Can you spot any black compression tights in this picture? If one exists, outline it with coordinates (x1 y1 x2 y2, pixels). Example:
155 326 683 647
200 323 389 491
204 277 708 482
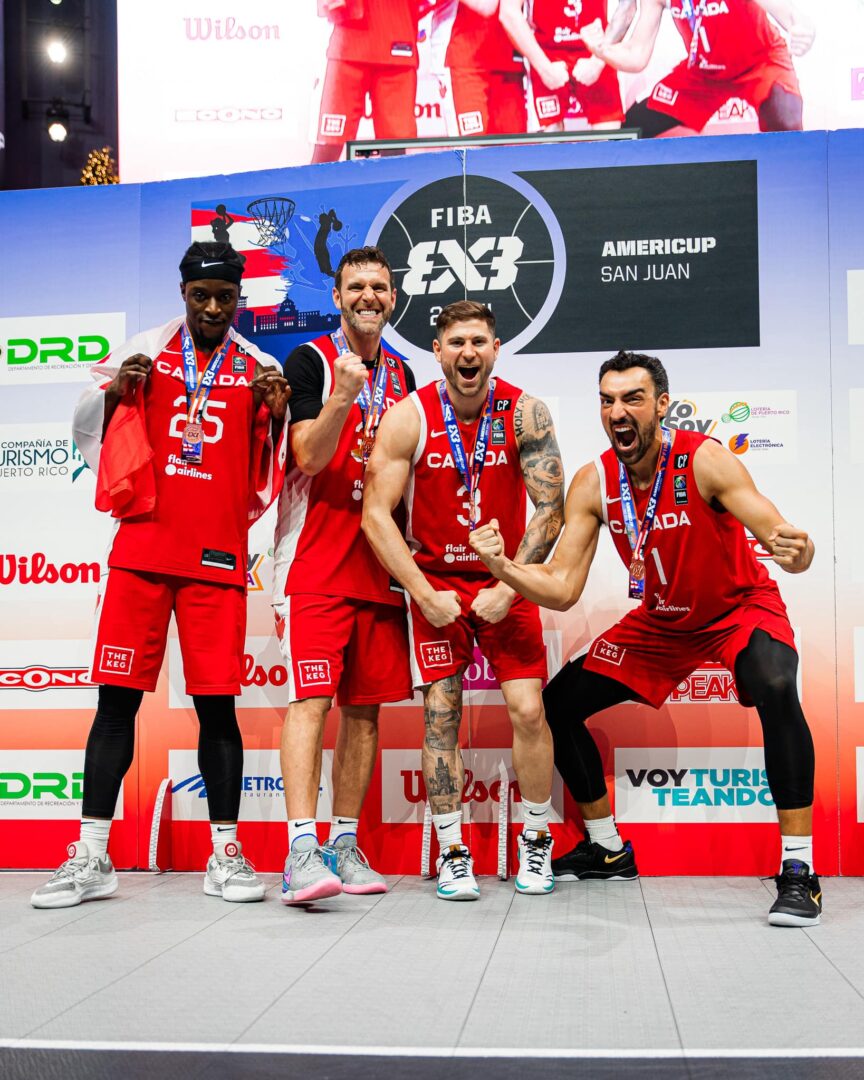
82 685 244 821
543 629 814 811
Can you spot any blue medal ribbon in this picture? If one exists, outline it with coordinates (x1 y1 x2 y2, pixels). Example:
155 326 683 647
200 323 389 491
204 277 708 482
438 378 495 531
686 1 705 68
618 426 672 599
179 323 232 462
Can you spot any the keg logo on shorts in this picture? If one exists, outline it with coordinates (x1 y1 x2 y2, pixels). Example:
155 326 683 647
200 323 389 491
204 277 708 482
97 646 134 676
370 175 561 354
298 660 331 688
420 641 454 668
592 638 625 666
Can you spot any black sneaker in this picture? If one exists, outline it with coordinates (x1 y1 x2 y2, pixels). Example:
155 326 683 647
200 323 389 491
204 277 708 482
551 838 638 881
768 860 822 926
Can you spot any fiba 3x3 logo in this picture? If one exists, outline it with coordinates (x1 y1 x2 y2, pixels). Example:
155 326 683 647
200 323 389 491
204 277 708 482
368 175 564 355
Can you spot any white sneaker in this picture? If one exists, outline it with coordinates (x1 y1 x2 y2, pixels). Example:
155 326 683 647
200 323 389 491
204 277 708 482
515 830 555 895
30 841 118 909
204 840 265 902
436 844 480 901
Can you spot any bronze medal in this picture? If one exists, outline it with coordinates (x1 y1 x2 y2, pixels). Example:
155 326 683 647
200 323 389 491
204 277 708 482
361 436 376 463
629 557 645 581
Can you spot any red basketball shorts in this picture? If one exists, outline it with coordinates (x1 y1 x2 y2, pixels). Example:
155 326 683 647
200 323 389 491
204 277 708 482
450 69 527 136
274 593 412 706
581 600 797 708
317 60 417 144
407 574 547 687
645 50 800 132
90 567 247 695
530 54 623 127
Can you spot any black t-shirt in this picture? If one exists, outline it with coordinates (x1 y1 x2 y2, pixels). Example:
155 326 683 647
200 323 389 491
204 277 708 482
284 342 417 423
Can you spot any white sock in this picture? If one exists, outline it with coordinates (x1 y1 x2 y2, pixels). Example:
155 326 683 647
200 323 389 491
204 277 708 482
211 822 237 853
80 818 112 859
328 816 359 846
433 810 463 850
584 814 624 852
287 817 318 851
780 834 814 873
521 796 552 835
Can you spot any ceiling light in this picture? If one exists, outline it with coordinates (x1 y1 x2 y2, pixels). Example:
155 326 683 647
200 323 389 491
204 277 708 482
46 102 70 142
47 40 67 63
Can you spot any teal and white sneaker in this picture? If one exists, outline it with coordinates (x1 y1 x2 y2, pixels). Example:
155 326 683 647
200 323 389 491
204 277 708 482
515 830 555 895
282 836 343 904
436 844 480 901
203 840 265 903
322 837 387 895
30 840 118 909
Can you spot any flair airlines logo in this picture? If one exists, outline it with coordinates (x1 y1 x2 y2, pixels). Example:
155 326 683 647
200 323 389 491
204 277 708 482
615 747 776 823
0 313 126 384
169 749 330 822
369 174 563 355
382 749 564 824
0 641 98 709
0 751 123 819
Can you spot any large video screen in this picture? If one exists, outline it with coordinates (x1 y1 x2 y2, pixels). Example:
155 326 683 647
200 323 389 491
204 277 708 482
117 0 864 182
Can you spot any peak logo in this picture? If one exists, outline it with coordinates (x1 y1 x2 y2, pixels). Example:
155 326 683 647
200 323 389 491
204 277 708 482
369 174 564 355
615 747 777 823
667 665 738 704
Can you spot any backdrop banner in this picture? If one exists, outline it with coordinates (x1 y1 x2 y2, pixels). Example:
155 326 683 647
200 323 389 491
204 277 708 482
0 129 855 875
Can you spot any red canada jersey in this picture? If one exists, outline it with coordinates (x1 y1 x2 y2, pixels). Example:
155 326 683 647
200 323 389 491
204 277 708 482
274 333 411 607
528 0 607 53
326 0 420 67
106 330 260 589
667 0 786 79
446 3 523 73
407 378 526 575
597 429 787 630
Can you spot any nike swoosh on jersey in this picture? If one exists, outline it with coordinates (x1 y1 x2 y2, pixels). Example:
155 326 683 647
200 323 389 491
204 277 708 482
605 496 621 504
430 430 447 438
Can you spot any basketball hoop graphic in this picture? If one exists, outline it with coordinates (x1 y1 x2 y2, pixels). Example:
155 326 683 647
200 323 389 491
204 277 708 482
247 196 295 254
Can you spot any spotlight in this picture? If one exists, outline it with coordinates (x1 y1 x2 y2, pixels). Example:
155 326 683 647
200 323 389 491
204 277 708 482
50 0 63 5
46 102 70 142
47 40 67 63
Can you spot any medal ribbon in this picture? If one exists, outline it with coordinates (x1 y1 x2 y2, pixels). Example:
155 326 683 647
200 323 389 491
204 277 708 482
618 426 672 599
331 329 391 462
687 1 705 68
438 378 495 531
180 323 232 425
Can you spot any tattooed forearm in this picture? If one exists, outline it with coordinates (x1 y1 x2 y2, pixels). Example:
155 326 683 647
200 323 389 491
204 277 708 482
514 395 565 565
422 675 464 814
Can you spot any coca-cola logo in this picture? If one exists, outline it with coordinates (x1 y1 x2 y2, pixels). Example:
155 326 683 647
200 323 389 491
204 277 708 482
0 553 100 585
400 769 522 806
0 666 94 691
241 654 288 688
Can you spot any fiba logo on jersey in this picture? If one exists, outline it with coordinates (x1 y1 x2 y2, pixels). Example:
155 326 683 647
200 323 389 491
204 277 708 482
368 174 563 355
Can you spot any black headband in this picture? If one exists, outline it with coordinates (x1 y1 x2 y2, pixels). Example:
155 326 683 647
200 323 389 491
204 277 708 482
180 257 244 286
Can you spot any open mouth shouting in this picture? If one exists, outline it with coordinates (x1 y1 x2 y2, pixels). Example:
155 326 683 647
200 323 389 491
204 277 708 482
612 422 639 455
458 364 481 387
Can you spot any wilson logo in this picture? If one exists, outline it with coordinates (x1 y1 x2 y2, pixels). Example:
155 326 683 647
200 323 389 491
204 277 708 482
0 553 100 585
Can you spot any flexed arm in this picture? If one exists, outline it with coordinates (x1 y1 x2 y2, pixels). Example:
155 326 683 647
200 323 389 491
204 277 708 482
470 461 603 610
580 0 664 73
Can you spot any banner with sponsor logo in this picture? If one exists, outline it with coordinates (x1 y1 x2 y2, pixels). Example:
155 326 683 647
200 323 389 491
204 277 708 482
0 128 858 876
116 0 864 181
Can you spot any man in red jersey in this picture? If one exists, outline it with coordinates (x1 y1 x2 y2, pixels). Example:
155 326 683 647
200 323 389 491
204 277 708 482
363 301 565 901
274 246 416 903
445 0 527 138
580 0 815 136
499 0 633 130
31 242 290 910
469 351 821 927
312 0 422 162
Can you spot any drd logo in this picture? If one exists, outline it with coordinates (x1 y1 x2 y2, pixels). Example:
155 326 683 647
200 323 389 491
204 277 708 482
370 175 560 354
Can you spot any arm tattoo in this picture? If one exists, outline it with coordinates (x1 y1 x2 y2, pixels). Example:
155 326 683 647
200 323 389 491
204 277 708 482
514 395 565 565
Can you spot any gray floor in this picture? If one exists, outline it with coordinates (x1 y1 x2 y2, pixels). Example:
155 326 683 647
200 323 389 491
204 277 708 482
2 872 864 1076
